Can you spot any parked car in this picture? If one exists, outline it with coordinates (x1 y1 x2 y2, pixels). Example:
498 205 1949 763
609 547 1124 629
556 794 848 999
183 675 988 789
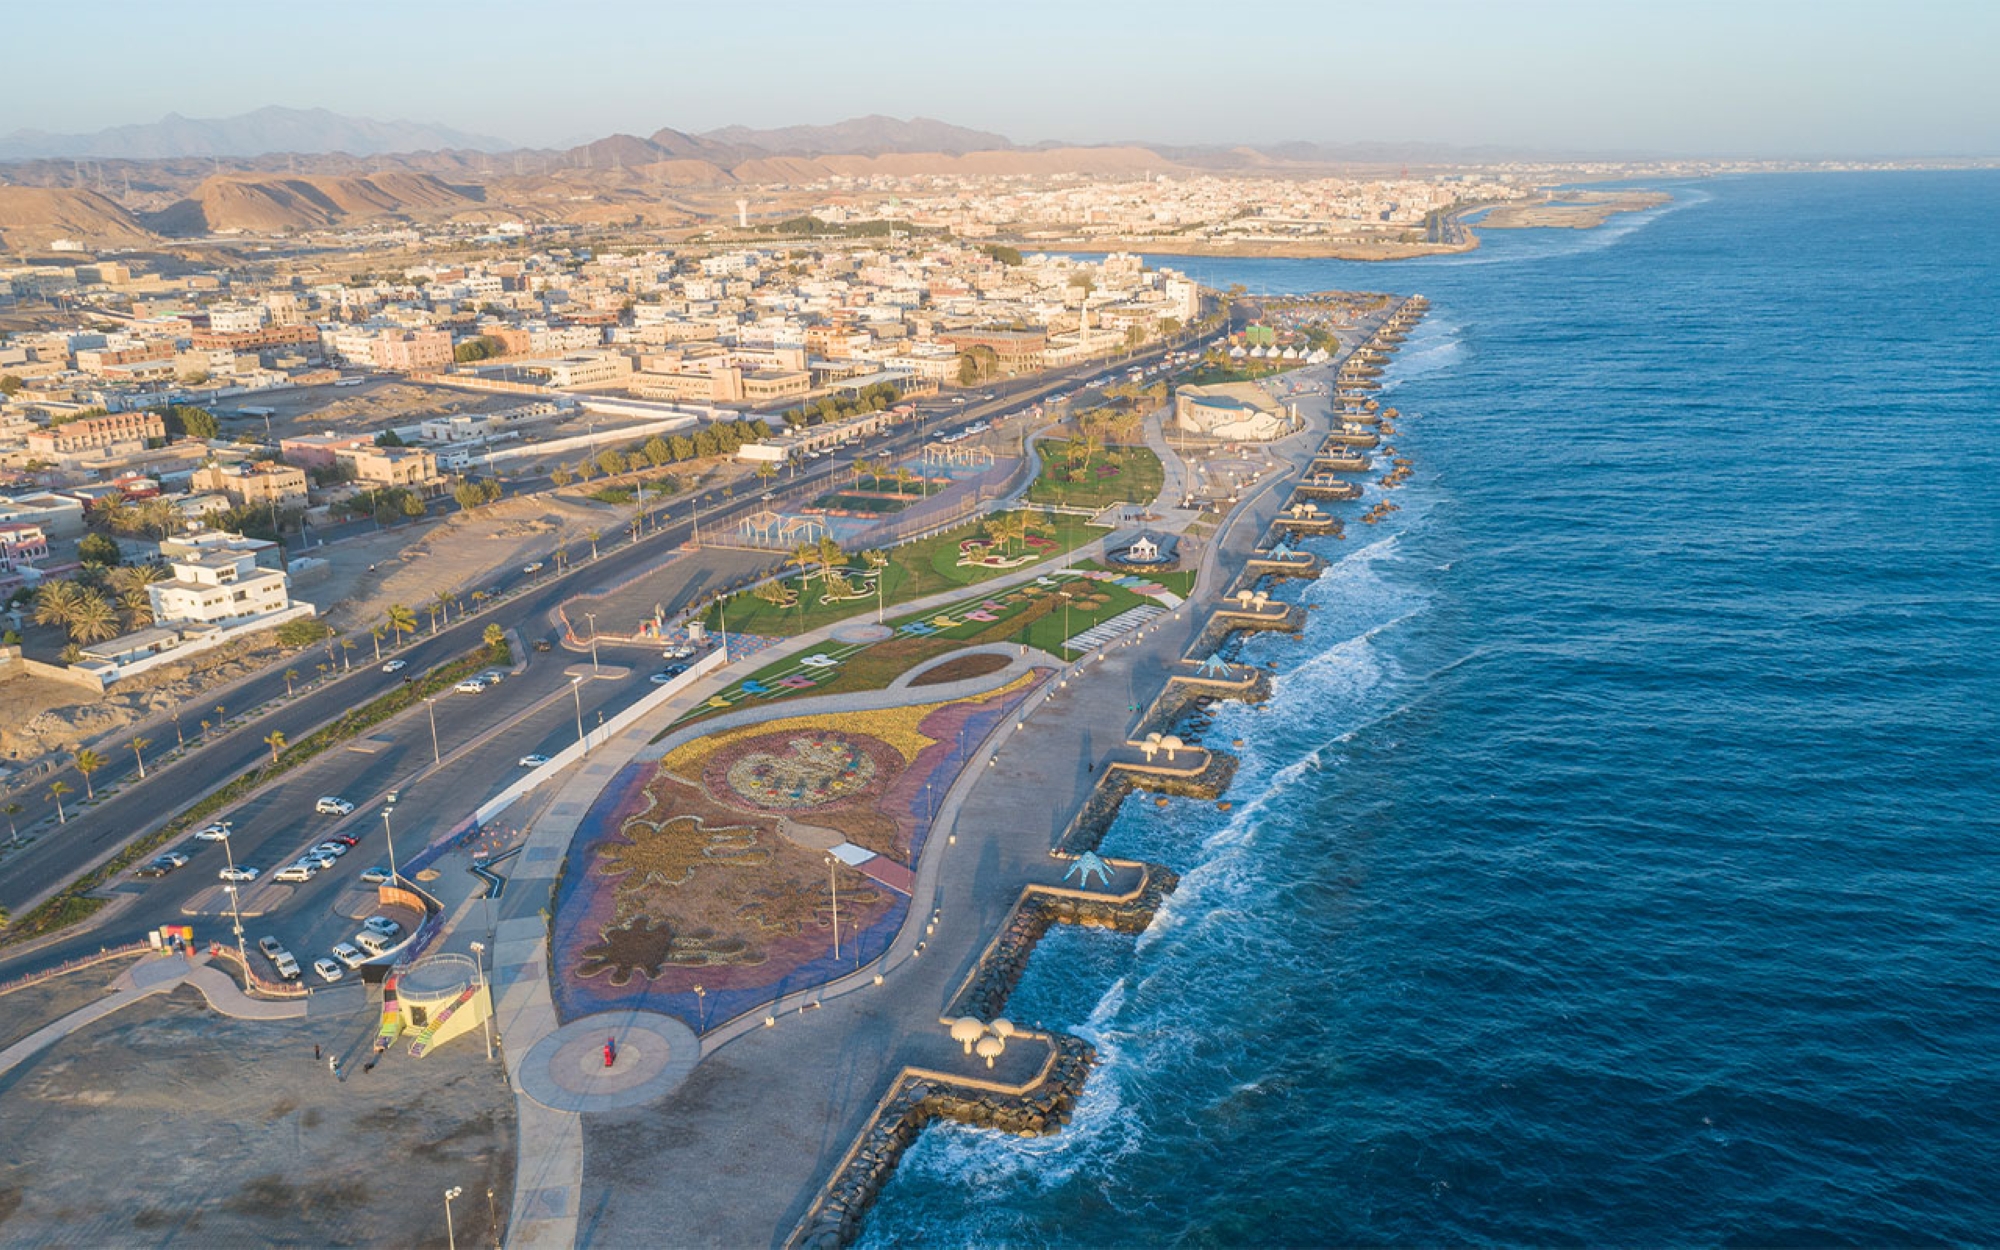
219 865 261 882
454 679 487 694
355 931 395 957
274 863 317 883
329 834 360 847
649 671 676 684
305 851 339 871
518 754 550 769
481 670 506 685
315 796 354 816
533 639 553 652
258 936 285 958
362 916 403 938
381 659 407 673
359 865 392 885
522 561 545 574
273 952 303 981
160 851 190 868
331 942 367 969
312 841 350 858
136 857 177 878
193 822 234 841
313 958 343 983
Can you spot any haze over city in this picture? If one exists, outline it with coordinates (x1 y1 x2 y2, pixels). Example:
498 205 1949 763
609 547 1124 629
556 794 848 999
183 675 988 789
3 0 1996 157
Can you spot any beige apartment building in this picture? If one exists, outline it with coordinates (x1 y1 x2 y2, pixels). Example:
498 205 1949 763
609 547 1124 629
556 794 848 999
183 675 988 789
189 461 310 511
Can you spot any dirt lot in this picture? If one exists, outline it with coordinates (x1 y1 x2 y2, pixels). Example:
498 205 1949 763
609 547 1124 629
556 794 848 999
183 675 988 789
218 379 531 442
0 985 513 1247
0 956 141 1051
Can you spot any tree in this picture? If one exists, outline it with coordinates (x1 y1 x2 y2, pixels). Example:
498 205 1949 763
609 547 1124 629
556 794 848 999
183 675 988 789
642 437 672 467
550 465 573 487
264 730 287 765
484 622 506 652
284 667 299 696
129 737 150 780
375 429 408 447
586 529 600 560
755 462 779 487
66 590 119 645
32 580 83 632
400 492 425 519
48 781 70 824
453 481 487 510
1 800 20 844
894 466 916 497
370 624 385 661
787 543 817 623
0 375 21 397
387 603 417 644
163 404 220 440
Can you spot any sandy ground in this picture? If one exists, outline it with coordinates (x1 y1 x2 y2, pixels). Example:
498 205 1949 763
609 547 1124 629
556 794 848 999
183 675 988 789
1480 191 1671 229
313 493 631 634
0 985 513 1247
0 957 140 1051
0 626 303 765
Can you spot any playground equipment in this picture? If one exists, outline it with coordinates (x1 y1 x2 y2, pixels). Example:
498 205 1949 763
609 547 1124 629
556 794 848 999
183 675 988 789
398 953 492 1059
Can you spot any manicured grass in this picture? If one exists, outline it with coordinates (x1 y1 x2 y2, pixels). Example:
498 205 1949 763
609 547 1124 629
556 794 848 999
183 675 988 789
674 561 1195 726
701 510 1101 640
1024 440 1164 510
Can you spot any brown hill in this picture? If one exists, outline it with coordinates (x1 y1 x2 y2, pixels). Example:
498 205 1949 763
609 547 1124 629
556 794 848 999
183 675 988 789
148 171 481 234
0 186 155 250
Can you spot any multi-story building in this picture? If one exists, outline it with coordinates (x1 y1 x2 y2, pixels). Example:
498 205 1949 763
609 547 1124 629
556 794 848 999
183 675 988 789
148 530 298 627
337 444 441 489
25 411 166 461
0 522 51 572
189 461 310 512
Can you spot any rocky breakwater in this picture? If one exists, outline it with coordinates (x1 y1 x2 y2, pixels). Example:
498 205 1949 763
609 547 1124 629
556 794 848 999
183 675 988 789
1195 593 1307 655
1245 547 1327 582
1274 500 1345 537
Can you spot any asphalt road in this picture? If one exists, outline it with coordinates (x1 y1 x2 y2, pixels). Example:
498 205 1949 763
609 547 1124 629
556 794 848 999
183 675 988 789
0 334 1195 958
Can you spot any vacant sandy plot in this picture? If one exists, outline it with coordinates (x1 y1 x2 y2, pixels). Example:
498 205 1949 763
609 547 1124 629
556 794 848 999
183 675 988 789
0 956 141 1051
0 985 513 1247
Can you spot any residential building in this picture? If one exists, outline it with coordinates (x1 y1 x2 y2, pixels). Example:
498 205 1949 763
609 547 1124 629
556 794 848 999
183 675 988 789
337 444 441 489
189 460 310 511
25 411 166 461
148 530 299 626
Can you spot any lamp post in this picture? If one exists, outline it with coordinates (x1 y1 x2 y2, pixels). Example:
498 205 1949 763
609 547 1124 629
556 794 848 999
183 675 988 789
382 795 401 887
570 676 586 753
585 612 599 673
444 1186 463 1250
693 983 707 1031
219 830 248 983
425 696 440 764
825 855 840 961
469 941 493 1060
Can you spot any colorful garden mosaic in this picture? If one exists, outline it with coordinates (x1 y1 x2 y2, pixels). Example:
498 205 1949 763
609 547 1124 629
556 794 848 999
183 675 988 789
549 671 1048 1027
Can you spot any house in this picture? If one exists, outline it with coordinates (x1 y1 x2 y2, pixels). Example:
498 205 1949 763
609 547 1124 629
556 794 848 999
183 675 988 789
189 461 310 512
148 529 300 626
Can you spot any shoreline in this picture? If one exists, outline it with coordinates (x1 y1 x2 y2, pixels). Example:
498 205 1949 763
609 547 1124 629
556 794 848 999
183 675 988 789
788 297 1432 1246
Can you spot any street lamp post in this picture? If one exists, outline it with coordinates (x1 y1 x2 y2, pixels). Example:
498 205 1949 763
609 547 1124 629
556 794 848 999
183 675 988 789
444 1186 463 1250
382 796 401 886
469 941 494 1060
693 983 707 1032
570 676 586 753
425 697 440 764
585 612 599 673
826 855 840 961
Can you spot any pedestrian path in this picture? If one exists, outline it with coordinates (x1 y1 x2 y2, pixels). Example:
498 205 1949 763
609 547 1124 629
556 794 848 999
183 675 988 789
1064 603 1166 654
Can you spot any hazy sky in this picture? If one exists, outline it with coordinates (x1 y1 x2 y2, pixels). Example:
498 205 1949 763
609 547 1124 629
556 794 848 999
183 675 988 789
5 0 1995 156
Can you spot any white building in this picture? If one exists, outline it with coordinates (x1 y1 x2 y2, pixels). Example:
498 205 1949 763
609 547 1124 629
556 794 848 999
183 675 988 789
148 530 302 627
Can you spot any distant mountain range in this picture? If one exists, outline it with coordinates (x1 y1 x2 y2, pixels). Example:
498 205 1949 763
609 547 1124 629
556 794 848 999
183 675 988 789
0 106 513 161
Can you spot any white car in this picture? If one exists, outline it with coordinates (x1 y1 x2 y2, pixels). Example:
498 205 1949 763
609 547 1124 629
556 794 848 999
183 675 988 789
381 659 407 673
315 796 354 816
311 841 349 858
454 679 487 694
519 754 550 768
480 670 507 685
312 958 343 983
331 942 367 969
219 865 260 882
522 561 544 573
274 863 317 883
193 822 234 841
362 916 403 938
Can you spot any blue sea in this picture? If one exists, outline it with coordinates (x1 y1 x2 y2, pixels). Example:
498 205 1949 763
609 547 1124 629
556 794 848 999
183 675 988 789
857 172 2000 1246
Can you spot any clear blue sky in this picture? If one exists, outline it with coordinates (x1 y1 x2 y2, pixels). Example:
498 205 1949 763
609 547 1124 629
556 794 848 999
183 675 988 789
5 0 1995 156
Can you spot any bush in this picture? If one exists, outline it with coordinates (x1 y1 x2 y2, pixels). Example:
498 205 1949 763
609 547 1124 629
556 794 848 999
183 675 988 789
276 618 334 647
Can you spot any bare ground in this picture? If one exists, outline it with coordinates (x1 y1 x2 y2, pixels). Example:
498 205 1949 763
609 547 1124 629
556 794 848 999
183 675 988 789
0 985 514 1247
0 956 141 1051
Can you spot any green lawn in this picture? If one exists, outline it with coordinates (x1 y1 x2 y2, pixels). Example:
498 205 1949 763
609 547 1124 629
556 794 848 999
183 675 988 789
1024 440 1164 510
674 561 1194 727
700 509 1102 640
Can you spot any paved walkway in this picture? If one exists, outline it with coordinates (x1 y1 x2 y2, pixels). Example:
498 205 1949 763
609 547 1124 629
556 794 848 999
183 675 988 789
0 951 307 1083
496 359 1356 1247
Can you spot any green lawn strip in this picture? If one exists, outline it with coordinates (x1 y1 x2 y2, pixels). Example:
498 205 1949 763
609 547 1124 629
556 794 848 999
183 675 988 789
703 510 1102 640
670 563 1188 729
1024 440 1165 510
0 641 512 948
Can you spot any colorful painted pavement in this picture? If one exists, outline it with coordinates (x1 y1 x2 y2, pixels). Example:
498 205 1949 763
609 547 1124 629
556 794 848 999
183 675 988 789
548 672 1047 1031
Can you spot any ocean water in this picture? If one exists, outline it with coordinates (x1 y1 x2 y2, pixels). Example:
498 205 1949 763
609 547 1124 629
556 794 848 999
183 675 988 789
858 172 2000 1246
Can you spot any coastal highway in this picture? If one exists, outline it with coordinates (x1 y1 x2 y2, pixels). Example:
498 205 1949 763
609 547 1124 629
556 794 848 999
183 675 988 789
0 332 1193 933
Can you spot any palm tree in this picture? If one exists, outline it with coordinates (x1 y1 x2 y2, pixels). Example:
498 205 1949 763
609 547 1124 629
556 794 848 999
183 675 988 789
816 534 845 584
129 736 150 780
264 730 286 765
586 529 601 560
340 638 355 670
115 588 154 629
370 624 385 661
484 622 506 652
787 543 817 622
73 748 104 799
432 590 453 627
894 467 915 498
284 668 299 697
67 590 119 645
48 780 71 823
2 800 21 845
387 603 417 644
32 580 83 632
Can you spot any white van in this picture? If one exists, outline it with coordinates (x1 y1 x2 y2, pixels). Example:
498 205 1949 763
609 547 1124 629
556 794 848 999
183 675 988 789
355 930 394 957
272 952 302 980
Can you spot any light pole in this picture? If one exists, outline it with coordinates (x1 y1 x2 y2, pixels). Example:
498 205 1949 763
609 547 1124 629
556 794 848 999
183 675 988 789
469 941 494 1060
585 612 599 673
826 855 840 961
570 676 586 753
219 830 248 980
425 697 440 764
382 795 401 886
444 1186 463 1250
693 983 707 1032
